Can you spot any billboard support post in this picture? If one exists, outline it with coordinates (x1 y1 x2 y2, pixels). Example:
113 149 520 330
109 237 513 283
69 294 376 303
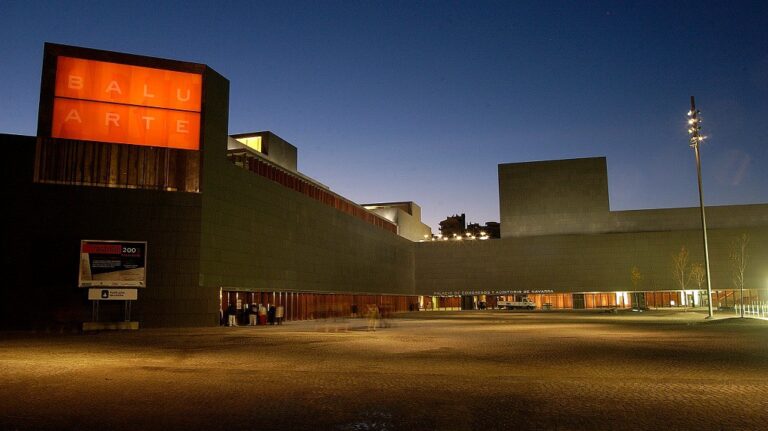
91 300 99 322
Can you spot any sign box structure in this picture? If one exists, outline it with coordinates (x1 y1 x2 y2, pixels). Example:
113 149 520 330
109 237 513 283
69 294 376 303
35 43 207 193
44 51 202 150
78 240 147 288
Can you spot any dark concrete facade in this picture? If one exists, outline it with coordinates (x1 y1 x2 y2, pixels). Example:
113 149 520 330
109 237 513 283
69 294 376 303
200 100 416 314
415 226 768 296
418 157 768 299
2 134 204 327
499 157 768 237
499 157 610 237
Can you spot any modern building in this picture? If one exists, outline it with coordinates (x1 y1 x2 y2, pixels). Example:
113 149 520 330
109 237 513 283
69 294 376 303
2 43 419 329
362 202 432 242
2 43 766 329
438 213 466 238
417 157 768 310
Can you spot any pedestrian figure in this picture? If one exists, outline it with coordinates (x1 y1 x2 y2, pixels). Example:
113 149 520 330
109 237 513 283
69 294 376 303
258 305 267 325
366 305 379 331
249 304 258 326
380 305 390 328
227 303 237 327
276 306 284 325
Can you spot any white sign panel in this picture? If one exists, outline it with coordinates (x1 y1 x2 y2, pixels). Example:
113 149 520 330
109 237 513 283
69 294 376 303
88 288 138 301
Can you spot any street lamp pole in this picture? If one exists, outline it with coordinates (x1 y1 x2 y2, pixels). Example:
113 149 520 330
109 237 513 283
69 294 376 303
687 96 714 319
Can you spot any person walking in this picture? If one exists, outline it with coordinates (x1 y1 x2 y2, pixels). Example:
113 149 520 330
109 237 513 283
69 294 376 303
366 304 379 331
227 303 237 327
249 304 258 326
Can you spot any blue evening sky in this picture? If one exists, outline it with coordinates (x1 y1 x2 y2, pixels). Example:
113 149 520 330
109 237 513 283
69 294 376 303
1 1 766 230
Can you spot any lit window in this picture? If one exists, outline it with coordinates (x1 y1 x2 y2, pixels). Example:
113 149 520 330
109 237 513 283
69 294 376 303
236 136 263 153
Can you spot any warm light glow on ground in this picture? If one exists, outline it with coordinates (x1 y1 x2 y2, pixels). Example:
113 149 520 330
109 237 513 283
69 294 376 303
1 311 767 430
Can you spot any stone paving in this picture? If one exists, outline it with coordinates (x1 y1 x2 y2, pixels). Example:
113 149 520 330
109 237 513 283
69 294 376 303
1 310 768 430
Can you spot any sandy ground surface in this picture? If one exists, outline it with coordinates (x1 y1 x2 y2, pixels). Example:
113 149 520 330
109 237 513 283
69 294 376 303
1 310 768 431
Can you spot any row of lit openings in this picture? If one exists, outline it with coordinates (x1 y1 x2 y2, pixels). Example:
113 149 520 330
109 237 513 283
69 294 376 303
422 290 761 309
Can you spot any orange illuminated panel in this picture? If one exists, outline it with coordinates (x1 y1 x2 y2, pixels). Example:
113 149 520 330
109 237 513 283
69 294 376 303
55 57 201 111
52 98 200 150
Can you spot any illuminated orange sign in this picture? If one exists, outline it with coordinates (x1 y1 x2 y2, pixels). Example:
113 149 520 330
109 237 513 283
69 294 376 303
51 56 202 150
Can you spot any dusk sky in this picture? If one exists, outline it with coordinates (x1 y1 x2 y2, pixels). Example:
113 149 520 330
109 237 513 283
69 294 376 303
1 1 766 231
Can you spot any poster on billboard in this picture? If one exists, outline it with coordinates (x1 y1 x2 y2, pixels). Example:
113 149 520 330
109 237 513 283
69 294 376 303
78 240 147 288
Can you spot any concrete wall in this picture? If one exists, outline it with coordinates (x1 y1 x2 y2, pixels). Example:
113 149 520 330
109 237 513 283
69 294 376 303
415 227 768 295
499 157 610 237
499 157 768 237
609 205 768 232
199 164 416 295
367 204 432 242
1 134 204 328
199 73 415 298
395 207 431 242
264 132 298 172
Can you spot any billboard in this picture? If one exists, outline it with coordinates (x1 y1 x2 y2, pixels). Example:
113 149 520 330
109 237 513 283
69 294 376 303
40 44 203 150
78 240 147 288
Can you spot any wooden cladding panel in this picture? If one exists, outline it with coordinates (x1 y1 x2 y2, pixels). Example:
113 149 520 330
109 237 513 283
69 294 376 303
34 137 200 192
221 291 419 322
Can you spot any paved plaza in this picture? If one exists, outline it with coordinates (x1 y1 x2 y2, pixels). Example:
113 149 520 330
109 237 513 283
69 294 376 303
1 310 767 430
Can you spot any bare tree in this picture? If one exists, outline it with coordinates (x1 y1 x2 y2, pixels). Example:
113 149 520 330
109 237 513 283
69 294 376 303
690 263 705 306
627 266 642 308
690 263 705 289
729 233 750 318
671 246 691 307
631 266 642 290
